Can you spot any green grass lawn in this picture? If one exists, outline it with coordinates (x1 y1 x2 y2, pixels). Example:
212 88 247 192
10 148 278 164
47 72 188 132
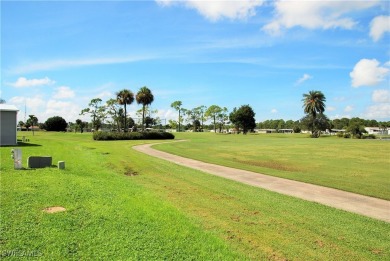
154 132 390 200
1 131 389 260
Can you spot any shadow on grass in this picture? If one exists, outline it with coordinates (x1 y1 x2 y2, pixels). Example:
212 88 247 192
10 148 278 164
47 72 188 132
1 142 41 147
7 165 59 171
16 142 42 147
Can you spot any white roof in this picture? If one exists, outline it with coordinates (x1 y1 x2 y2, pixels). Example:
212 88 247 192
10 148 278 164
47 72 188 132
0 104 19 111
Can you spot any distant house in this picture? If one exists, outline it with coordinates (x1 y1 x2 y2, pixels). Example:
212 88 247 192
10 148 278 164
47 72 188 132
278 129 293 134
365 127 388 135
28 126 40 132
0 104 19 146
256 129 277 134
329 129 346 135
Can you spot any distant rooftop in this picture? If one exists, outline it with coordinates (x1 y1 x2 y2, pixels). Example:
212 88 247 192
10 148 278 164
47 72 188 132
0 104 19 111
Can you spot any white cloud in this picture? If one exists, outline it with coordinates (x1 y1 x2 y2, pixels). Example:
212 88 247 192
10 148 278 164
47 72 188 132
295 73 312 85
333 96 346 102
8 95 46 121
46 99 71 110
9 77 55 88
45 99 83 122
155 108 177 122
53 86 75 99
156 0 264 21
155 0 172 7
8 95 85 122
350 59 389 87
344 105 353 112
8 55 157 74
372 89 390 103
9 95 46 111
370 15 390 42
327 106 336 112
364 89 390 120
363 104 390 119
263 1 379 35
271 109 278 113
330 114 351 120
97 91 113 100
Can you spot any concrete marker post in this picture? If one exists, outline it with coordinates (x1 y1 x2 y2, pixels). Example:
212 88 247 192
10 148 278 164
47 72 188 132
58 161 65 170
11 148 22 170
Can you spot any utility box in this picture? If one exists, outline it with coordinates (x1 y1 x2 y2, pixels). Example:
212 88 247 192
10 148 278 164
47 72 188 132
11 148 22 169
27 156 52 168
1 105 19 146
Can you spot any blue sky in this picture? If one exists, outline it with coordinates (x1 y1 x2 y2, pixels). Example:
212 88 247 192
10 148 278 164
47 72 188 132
2 0 390 124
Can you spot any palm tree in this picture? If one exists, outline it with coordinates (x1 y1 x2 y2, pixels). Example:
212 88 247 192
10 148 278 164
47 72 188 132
205 105 223 133
116 89 134 132
302 90 326 136
28 115 38 136
194 105 207 131
170 101 182 132
136 86 154 131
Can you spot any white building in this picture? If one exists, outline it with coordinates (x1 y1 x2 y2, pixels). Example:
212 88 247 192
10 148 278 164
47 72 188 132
0 104 19 146
256 129 277 134
329 129 346 135
365 127 388 135
278 129 293 134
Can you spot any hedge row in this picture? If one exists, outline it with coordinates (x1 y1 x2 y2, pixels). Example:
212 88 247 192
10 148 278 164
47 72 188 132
93 131 175 141
337 132 377 139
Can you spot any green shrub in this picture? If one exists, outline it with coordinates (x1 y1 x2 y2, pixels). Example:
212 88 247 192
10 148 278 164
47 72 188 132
336 132 344 138
343 133 351 138
310 131 320 138
362 134 376 139
44 116 67 131
93 131 175 141
293 126 301 133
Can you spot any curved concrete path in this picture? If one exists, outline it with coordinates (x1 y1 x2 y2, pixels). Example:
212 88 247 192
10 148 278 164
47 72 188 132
133 142 390 223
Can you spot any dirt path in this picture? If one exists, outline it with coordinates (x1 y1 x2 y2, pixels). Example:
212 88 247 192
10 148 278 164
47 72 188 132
133 142 390 223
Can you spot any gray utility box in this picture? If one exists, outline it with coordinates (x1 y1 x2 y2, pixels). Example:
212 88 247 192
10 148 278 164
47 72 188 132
28 156 52 168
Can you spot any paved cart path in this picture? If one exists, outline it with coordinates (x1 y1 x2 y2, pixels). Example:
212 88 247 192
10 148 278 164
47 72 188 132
133 142 390 223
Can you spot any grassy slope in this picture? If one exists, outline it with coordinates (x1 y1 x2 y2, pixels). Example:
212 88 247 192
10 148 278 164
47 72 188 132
1 132 389 260
154 132 390 200
1 132 242 260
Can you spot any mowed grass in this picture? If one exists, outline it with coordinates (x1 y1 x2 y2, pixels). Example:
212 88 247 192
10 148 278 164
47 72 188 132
0 132 242 260
154 132 390 200
0 132 389 260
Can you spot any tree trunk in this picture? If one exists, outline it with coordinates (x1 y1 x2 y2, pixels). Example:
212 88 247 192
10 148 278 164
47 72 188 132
142 105 145 132
178 110 181 132
124 105 127 132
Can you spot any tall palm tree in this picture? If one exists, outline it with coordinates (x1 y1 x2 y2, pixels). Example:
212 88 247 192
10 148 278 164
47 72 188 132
170 101 182 132
116 89 134 132
205 105 222 133
302 90 326 135
136 86 154 131
28 115 38 136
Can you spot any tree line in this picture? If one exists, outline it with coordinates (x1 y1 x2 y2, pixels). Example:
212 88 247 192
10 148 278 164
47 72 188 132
79 86 155 132
258 117 389 131
18 115 67 132
16 89 390 136
171 90 389 137
299 90 389 138
170 102 256 134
